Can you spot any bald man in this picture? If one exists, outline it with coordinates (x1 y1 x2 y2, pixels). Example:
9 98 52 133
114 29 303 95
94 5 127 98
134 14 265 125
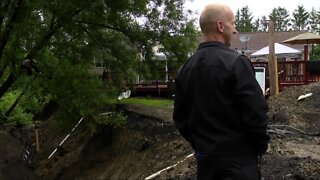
173 3 269 180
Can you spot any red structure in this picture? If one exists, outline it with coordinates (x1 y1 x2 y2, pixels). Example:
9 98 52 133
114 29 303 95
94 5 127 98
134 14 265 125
130 59 320 97
252 60 320 92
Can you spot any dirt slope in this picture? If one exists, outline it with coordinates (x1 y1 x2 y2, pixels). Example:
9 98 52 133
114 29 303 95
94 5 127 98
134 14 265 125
1 82 320 179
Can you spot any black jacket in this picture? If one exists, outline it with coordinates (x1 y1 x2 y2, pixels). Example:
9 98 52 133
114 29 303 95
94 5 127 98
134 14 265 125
173 41 270 156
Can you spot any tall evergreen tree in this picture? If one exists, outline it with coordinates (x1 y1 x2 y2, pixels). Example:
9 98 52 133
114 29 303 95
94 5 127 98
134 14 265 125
292 5 309 30
236 6 255 32
308 7 320 33
269 7 290 31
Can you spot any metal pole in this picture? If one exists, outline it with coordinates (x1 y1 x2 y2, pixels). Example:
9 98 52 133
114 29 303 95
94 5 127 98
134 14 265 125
268 21 279 96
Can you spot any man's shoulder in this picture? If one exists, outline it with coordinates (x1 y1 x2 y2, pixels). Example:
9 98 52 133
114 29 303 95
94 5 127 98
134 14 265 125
179 44 249 73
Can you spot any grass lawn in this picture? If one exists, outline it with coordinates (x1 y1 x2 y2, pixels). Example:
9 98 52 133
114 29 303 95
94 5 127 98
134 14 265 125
119 97 174 108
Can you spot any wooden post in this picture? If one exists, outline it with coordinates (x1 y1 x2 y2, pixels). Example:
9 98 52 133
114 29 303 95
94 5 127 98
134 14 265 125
268 21 279 96
304 45 308 84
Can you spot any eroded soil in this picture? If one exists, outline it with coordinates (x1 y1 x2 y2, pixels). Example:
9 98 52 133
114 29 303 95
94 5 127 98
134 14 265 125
1 82 320 180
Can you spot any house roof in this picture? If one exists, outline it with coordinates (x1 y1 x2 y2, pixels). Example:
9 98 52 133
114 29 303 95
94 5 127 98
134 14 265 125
230 30 308 55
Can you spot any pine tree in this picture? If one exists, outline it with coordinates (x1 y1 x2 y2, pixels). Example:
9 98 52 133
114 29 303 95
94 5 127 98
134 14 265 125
308 7 320 33
292 5 309 30
235 6 255 32
269 7 290 31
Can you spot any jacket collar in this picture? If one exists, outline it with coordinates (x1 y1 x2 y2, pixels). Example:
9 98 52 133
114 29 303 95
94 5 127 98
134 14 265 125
198 41 228 50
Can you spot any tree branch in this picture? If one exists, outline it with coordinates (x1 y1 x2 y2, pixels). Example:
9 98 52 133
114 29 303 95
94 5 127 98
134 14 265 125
0 72 17 99
4 75 36 118
26 7 85 60
0 4 87 101
50 14 56 31
74 20 128 34
81 27 105 51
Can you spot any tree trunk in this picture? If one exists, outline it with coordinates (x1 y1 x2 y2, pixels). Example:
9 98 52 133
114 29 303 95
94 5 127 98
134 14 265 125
0 0 22 60
0 73 17 99
4 75 36 117
4 90 23 117
0 0 11 28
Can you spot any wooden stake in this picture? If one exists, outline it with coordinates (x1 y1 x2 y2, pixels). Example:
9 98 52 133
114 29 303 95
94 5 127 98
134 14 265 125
268 21 279 96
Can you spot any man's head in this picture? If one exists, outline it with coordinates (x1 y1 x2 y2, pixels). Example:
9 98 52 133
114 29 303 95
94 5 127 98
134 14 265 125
199 3 237 46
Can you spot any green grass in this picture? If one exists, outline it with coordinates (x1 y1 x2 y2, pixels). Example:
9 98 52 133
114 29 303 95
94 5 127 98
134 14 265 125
119 97 174 107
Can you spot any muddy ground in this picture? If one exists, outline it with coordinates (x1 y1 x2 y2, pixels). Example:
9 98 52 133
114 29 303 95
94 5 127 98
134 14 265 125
0 82 320 180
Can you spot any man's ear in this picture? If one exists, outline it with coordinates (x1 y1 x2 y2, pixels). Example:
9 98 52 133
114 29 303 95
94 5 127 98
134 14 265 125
217 21 223 33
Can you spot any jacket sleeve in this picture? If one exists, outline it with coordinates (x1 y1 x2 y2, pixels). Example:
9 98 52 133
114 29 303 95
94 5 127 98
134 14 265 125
232 55 270 154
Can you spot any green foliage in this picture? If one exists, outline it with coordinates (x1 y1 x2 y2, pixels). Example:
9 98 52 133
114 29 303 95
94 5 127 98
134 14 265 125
0 91 33 125
9 75 49 117
292 5 309 30
95 112 127 128
310 45 320 60
0 0 198 129
42 59 109 115
308 8 320 33
269 7 290 31
236 6 255 32
82 111 128 135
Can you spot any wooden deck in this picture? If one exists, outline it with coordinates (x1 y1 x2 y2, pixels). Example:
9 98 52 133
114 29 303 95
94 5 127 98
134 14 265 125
252 61 320 91
131 61 320 97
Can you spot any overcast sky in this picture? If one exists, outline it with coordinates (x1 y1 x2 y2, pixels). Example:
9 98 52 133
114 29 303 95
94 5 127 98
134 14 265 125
185 0 320 20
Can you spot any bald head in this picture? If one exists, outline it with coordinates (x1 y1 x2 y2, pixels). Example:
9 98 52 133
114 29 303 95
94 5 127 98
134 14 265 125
199 3 237 46
200 3 233 34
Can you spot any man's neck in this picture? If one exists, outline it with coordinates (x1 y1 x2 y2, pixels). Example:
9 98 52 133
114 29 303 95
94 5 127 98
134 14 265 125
201 34 225 44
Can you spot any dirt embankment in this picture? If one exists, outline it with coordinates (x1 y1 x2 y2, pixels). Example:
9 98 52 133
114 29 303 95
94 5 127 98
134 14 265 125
31 111 194 180
0 126 34 180
1 82 320 179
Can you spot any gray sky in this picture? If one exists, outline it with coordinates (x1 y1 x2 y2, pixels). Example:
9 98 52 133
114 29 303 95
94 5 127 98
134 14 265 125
185 0 320 19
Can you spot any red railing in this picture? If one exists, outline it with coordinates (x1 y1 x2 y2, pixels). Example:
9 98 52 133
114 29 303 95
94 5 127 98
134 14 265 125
278 61 305 84
130 61 320 96
252 61 320 91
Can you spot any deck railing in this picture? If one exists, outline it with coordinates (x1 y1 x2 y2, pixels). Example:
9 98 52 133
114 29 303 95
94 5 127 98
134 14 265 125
252 61 320 91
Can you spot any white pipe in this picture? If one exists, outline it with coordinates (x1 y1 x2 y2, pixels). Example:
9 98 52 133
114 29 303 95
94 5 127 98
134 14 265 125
145 153 194 180
47 112 113 160
47 117 84 159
